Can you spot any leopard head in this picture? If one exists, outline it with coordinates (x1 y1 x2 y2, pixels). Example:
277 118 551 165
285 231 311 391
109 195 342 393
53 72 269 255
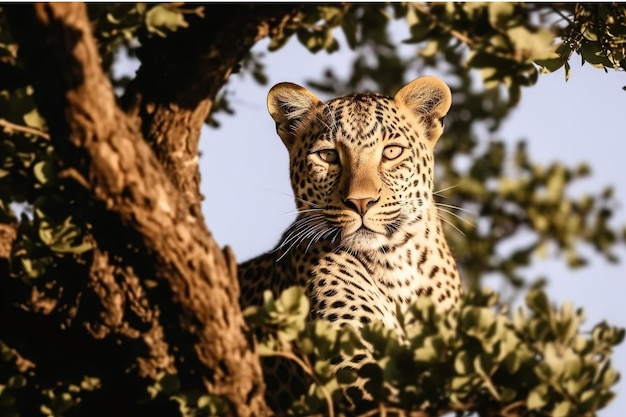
267 77 452 253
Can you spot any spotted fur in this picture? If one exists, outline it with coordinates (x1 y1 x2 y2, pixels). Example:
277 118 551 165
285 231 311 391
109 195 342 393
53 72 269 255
239 76 462 411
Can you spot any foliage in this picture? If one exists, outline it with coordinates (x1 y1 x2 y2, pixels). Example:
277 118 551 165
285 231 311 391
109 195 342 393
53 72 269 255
245 286 624 416
0 3 625 417
276 4 626 99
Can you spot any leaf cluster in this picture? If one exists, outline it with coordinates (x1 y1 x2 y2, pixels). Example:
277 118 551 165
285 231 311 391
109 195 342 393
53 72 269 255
86 3 204 86
560 4 626 73
245 286 624 417
0 340 104 417
440 140 621 292
0 89 91 284
0 343 227 417
262 4 625 103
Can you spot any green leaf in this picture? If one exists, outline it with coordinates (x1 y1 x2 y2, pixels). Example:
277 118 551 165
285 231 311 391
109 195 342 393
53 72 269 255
276 286 307 314
358 362 382 380
580 41 613 67
536 56 566 73
413 336 438 362
420 40 439 58
404 6 434 44
37 214 92 255
527 384 549 409
340 12 358 49
313 359 333 380
454 351 472 374
33 160 54 185
23 108 47 131
552 400 572 417
157 373 181 395
525 289 551 317
488 3 515 29
503 351 521 374
145 4 189 37
7 374 26 389
256 341 277 357
499 387 516 402
508 26 558 62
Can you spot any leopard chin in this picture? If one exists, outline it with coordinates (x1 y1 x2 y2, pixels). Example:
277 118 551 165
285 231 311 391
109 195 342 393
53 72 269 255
340 226 389 252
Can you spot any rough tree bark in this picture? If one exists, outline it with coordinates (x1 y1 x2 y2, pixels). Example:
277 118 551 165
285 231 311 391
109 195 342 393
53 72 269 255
2 3 304 416
121 4 305 219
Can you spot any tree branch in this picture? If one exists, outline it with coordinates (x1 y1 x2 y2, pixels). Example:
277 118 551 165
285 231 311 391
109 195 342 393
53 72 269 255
5 3 269 416
0 118 50 140
121 4 306 219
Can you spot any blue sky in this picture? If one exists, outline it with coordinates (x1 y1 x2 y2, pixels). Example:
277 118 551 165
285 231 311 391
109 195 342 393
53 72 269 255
200 35 626 414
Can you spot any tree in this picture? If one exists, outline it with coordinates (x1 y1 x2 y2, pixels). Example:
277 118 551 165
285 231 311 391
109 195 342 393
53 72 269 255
0 3 624 417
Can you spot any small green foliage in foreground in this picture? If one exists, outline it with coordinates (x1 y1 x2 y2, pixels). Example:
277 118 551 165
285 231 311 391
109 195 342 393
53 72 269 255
245 286 624 416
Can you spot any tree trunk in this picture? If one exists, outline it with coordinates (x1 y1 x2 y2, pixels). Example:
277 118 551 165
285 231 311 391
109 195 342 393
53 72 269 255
2 3 304 416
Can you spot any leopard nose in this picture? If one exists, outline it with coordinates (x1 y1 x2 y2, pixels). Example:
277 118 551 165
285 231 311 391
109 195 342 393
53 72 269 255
344 197 379 216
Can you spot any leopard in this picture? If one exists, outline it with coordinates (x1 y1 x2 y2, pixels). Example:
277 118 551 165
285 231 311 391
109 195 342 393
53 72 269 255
239 76 462 412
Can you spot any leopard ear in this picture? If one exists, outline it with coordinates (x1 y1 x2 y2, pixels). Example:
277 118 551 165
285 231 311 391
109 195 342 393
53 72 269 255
267 82 321 149
394 76 452 143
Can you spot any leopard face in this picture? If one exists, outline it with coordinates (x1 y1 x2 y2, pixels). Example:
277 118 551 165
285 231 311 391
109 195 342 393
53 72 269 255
267 77 452 254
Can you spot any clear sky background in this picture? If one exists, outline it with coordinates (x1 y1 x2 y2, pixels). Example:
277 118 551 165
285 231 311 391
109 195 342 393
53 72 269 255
111 15 626 416
196 30 626 414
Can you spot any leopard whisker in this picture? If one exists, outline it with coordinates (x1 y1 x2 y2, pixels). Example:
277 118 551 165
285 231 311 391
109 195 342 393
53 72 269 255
433 183 460 197
283 216 324 241
394 197 469 236
273 190 323 209
432 208 466 237
383 222 396 235
283 207 325 216
275 212 340 261
435 206 474 228
435 202 477 216
305 226 336 253
275 215 325 252
396 197 474 220
293 196 323 209
276 224 324 261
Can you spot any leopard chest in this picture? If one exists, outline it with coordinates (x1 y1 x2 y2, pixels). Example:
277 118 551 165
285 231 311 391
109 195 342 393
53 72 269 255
303 224 460 332
372 238 460 313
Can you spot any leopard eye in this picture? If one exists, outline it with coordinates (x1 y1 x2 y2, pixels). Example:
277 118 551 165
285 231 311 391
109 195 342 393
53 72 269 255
317 149 339 164
383 145 403 160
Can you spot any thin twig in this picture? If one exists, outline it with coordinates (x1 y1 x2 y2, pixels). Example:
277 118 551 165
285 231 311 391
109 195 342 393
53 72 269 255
266 350 314 378
268 350 335 417
548 5 573 25
410 3 475 47
0 118 50 140
302 354 335 417
501 400 527 417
